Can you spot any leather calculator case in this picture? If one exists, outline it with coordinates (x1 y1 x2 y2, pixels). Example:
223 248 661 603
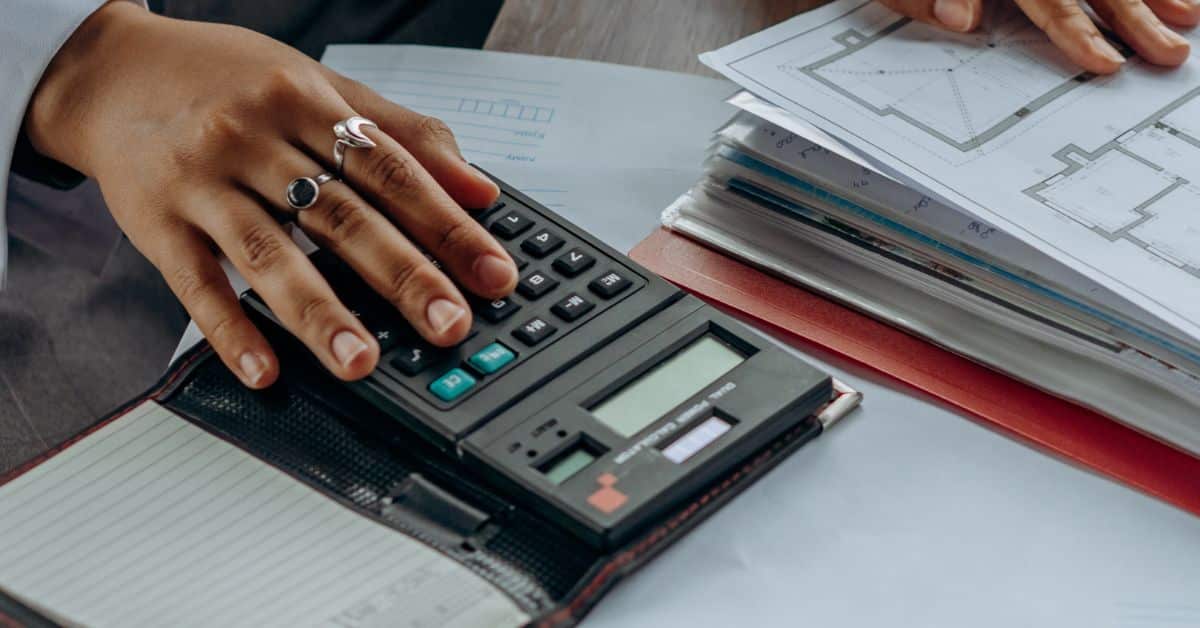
2 338 849 628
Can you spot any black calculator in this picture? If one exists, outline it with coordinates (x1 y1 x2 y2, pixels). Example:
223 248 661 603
244 173 834 548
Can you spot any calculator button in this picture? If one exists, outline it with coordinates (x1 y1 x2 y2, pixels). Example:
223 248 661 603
588 271 633 299
509 252 529 270
468 342 517 375
513 317 557 346
517 270 560 300
477 297 522 323
372 327 402 353
391 343 436 376
429 368 477 402
490 211 533 239
552 248 596 277
521 229 565 258
551 293 595 322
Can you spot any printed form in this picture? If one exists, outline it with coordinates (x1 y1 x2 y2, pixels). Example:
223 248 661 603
701 0 1200 345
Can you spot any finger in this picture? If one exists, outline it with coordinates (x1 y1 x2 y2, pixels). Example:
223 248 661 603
293 102 518 301
1089 0 1191 65
189 191 378 380
330 74 501 210
878 0 983 31
149 228 278 389
1015 0 1127 73
1143 0 1200 26
249 146 474 347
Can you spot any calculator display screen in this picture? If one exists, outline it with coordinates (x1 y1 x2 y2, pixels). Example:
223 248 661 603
591 335 744 437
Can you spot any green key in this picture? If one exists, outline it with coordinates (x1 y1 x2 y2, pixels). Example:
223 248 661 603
468 342 517 375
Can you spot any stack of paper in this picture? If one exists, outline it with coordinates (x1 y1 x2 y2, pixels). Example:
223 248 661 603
664 0 1200 455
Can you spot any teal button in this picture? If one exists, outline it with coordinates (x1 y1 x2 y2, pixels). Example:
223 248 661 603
429 368 477 402
468 342 517 375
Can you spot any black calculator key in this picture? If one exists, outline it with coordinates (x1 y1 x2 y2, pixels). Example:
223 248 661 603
477 296 522 323
513 316 557 346
521 229 565 258
588 271 633 299
390 343 437 376
517 271 560 300
509 252 529 270
552 248 595 277
490 211 533 239
551 293 595 322
371 326 404 352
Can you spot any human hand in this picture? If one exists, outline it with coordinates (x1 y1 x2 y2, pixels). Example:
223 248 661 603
24 1 518 388
876 0 1198 73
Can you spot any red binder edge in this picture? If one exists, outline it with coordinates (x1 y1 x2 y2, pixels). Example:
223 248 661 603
630 227 1200 516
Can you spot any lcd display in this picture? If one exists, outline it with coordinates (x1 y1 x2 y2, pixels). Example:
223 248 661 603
542 447 597 485
591 335 744 437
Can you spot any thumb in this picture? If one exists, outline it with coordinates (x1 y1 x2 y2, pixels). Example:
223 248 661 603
877 0 982 32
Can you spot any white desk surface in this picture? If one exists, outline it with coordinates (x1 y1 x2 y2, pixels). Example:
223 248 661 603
543 169 1200 628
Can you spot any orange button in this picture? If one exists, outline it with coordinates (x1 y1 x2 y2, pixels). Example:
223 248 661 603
587 472 627 514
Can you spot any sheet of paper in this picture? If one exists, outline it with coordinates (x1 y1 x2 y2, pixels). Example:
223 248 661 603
321 45 736 171
714 108 1191 342
0 401 528 628
701 0 1200 346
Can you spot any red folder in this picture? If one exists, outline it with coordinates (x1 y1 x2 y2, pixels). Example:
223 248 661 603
630 228 1200 516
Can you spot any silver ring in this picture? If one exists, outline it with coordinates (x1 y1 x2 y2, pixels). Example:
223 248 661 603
285 172 334 210
333 116 378 179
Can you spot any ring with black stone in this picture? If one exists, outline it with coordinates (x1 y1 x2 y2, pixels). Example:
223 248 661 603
285 172 334 211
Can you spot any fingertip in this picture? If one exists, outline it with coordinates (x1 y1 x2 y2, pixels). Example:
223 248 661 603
456 164 502 210
1080 35 1127 74
473 253 519 298
331 329 379 380
933 0 978 32
1146 24 1192 65
237 349 278 389
423 298 472 347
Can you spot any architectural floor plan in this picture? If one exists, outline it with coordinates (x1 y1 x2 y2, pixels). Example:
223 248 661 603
1026 89 1200 277
793 12 1086 152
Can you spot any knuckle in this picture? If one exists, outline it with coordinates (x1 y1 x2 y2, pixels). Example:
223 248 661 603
417 115 456 145
435 216 479 255
206 313 243 347
317 195 372 242
368 150 420 199
259 65 314 107
383 258 435 304
296 294 337 329
169 264 220 306
238 224 288 273
197 104 250 148
1040 0 1086 30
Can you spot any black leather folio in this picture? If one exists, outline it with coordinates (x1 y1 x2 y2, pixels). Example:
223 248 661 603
34 341 825 627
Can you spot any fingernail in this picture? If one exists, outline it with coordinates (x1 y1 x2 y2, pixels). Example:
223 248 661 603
238 352 268 387
426 298 467 335
933 0 973 31
473 253 516 292
1093 35 1126 65
331 330 370 367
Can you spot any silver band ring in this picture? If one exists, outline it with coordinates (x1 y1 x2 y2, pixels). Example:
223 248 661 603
333 116 378 179
286 172 334 210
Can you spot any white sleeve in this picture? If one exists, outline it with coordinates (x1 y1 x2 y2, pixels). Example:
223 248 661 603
0 0 144 289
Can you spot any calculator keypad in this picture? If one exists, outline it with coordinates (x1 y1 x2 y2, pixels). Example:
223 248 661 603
289 195 645 408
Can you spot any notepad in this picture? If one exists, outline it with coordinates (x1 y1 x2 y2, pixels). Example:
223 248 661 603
0 401 527 628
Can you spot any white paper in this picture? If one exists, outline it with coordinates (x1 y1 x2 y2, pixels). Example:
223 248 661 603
702 0 1200 347
0 401 528 628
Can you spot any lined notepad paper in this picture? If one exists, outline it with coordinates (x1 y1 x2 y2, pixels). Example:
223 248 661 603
0 401 528 628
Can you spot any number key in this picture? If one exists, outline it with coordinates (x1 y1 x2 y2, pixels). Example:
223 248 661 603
490 211 533 239
552 248 595 277
477 296 522 323
521 228 565 258
517 270 560 300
